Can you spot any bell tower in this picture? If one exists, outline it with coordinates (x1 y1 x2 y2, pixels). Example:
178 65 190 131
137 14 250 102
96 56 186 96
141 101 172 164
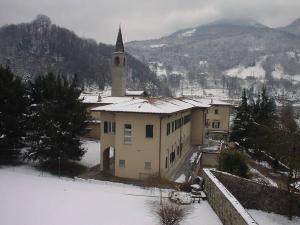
111 26 127 97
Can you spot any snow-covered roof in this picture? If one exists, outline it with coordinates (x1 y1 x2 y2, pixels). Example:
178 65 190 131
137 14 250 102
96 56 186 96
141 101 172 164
92 97 210 114
80 93 135 104
126 90 145 96
80 91 145 104
80 93 100 104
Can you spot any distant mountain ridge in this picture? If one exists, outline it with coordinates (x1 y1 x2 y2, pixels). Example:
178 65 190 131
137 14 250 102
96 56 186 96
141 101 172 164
126 18 300 100
280 18 300 36
0 15 169 95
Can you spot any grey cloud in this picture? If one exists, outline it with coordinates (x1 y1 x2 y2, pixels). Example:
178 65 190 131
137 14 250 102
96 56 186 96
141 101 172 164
0 0 300 44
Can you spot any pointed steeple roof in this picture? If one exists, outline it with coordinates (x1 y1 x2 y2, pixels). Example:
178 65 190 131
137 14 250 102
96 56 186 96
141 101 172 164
115 26 124 52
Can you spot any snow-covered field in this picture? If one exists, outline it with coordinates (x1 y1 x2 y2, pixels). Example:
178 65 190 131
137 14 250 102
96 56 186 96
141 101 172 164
0 166 222 225
248 209 300 225
225 59 266 80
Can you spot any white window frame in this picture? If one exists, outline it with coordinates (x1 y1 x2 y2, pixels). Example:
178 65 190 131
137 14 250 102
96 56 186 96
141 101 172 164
124 124 132 144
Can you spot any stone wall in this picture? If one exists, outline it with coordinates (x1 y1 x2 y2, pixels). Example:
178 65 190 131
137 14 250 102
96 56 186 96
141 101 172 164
202 169 258 225
212 170 300 217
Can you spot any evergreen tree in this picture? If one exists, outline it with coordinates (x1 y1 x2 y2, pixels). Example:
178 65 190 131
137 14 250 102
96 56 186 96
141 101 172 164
230 89 253 149
0 66 28 162
25 73 88 163
251 85 278 154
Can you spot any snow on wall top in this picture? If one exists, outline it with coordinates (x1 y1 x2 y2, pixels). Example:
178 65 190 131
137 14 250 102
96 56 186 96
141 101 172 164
92 97 211 114
203 169 258 225
192 98 232 106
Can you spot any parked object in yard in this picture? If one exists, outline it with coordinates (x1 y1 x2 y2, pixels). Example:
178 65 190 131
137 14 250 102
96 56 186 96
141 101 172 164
170 191 192 205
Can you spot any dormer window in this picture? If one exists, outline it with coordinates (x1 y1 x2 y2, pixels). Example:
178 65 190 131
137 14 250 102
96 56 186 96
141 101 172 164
114 56 120 66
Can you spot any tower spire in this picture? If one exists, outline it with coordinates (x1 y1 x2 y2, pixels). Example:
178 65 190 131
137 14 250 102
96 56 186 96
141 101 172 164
115 26 124 52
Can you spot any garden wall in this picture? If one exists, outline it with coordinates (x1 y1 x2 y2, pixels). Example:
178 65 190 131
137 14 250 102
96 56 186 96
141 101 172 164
202 169 258 225
212 170 300 217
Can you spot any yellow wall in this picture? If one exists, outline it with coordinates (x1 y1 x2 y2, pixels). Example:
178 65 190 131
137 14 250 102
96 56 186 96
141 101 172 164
206 105 231 132
99 107 208 180
114 113 160 179
191 109 205 145
160 110 192 178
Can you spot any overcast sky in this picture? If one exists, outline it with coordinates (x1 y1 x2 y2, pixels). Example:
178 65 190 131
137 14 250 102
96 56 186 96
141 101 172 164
1 0 300 44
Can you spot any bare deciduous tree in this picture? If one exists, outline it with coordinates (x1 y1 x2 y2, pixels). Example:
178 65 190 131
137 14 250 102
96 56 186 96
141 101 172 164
150 201 191 225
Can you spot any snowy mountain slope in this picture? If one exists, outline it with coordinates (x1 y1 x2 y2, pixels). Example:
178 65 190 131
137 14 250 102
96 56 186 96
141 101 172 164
0 15 170 96
126 18 300 100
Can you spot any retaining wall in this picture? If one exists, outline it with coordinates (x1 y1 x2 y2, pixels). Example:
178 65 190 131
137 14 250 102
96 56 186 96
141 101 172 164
212 170 300 217
202 169 258 225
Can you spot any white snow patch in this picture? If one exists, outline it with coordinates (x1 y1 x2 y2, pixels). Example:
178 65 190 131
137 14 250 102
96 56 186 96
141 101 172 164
190 152 198 163
272 64 300 83
248 209 300 225
175 174 186 183
80 139 100 167
180 28 196 38
225 60 265 80
255 160 272 169
150 44 167 48
250 168 278 187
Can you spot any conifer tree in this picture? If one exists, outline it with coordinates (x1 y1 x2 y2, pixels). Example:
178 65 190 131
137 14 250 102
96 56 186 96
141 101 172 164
230 89 253 149
25 73 88 163
0 65 28 162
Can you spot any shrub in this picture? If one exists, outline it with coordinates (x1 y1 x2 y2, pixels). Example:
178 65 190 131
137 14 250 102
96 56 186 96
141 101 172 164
151 201 190 225
218 148 249 178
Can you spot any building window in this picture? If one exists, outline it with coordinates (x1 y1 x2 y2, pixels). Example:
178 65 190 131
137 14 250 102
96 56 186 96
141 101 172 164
104 121 115 134
119 160 125 168
104 121 108 133
167 123 170 136
124 124 132 144
165 157 168 168
146 125 153 138
214 109 219 114
184 114 191 124
144 161 151 170
172 121 175 132
212 121 220 128
177 145 179 156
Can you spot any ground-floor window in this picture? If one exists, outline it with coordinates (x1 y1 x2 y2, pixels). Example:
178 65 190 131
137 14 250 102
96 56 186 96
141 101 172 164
144 161 151 170
119 159 125 168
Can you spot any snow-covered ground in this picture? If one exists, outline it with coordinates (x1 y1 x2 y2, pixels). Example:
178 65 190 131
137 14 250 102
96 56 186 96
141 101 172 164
248 209 300 225
0 166 222 225
80 139 100 167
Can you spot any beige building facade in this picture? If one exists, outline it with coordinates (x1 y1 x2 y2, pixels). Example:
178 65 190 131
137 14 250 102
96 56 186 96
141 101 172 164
94 99 209 180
